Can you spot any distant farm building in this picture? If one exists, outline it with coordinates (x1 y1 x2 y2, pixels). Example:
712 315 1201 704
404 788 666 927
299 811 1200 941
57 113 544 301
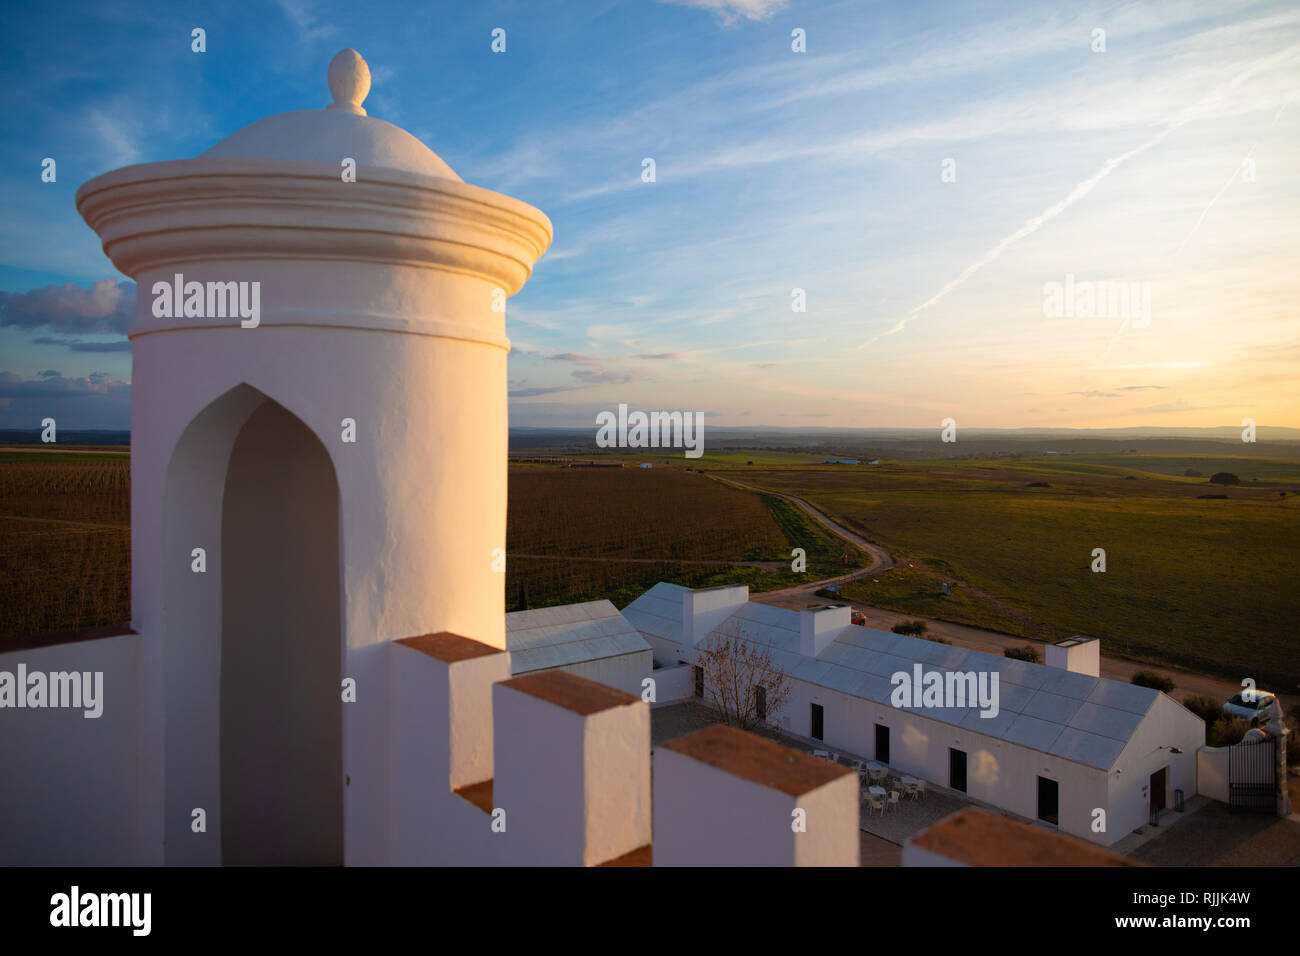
823 458 860 465
639 462 653 469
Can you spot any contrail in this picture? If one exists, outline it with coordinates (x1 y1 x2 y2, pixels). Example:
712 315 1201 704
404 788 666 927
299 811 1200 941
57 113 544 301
1176 100 1290 256
866 43 1300 347
1104 98 1292 354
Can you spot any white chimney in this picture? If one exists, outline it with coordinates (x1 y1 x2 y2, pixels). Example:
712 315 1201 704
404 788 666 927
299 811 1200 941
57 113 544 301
682 585 749 649
800 605 851 658
1045 636 1099 677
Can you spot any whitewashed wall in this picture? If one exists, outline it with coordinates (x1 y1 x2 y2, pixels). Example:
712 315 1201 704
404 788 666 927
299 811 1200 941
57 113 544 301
649 662 695 707
521 649 652 698
1197 746 1230 803
0 634 144 864
1107 694 1202 839
775 678 1117 843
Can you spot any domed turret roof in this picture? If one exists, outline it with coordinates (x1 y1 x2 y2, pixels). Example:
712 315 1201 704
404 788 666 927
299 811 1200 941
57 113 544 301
200 48 462 182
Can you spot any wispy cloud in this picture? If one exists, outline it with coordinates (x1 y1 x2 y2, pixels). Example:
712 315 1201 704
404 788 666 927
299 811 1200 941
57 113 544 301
871 41 1300 345
272 0 338 44
657 0 788 25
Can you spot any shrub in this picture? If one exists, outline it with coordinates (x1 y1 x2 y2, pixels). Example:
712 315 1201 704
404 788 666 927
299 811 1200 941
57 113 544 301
1209 472 1240 486
1004 644 1041 663
891 619 927 637
1207 715 1252 748
1182 695 1223 725
1132 669 1175 693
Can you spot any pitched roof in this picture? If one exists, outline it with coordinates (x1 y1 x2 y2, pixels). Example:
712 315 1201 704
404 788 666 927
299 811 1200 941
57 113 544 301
622 584 1161 770
505 599 651 675
620 581 687 645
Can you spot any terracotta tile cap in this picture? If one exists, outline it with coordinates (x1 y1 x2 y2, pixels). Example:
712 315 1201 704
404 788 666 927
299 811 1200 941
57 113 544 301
910 808 1141 866
396 632 503 663
661 724 853 797
499 670 639 716
453 779 494 815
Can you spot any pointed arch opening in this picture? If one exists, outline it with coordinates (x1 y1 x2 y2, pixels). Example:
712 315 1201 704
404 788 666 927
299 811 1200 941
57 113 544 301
163 384 342 865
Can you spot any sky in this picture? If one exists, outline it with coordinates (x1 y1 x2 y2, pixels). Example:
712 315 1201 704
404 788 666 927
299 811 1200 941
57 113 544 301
0 0 1297 430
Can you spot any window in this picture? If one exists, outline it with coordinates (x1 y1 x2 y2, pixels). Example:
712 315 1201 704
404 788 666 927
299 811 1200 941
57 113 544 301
693 665 703 698
874 724 890 764
1037 776 1059 826
810 703 824 741
949 748 967 793
755 685 767 720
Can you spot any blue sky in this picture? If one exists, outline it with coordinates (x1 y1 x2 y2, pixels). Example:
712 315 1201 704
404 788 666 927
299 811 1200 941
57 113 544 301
1 0 1297 429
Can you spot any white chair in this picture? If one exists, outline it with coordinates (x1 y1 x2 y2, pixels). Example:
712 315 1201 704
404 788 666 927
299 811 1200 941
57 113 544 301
912 779 926 801
868 792 886 814
812 749 830 761
887 791 900 812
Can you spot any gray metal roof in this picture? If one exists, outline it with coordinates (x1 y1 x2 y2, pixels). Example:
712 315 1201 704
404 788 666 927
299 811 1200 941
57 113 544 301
623 584 1160 770
505 599 651 675
620 582 686 645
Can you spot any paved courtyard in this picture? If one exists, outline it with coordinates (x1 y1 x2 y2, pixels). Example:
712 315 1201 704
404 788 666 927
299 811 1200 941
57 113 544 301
1127 799 1300 866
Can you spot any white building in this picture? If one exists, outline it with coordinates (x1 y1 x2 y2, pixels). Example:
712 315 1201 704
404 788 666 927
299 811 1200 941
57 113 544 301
623 582 1205 847
506 600 651 696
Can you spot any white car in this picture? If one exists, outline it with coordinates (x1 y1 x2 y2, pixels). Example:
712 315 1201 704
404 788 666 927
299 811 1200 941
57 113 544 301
1223 691 1279 722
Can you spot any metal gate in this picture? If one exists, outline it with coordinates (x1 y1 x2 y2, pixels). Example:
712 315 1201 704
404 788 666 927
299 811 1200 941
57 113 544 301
1228 735 1276 813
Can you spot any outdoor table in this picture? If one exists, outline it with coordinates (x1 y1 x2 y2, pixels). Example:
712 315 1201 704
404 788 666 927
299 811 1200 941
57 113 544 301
868 786 886 796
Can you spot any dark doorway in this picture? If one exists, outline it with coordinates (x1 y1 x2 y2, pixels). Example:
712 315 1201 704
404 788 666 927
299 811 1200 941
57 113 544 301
810 703 824 741
220 399 342 866
1150 767 1167 817
875 724 890 764
755 685 767 720
693 665 704 698
949 748 967 793
1037 776 1059 826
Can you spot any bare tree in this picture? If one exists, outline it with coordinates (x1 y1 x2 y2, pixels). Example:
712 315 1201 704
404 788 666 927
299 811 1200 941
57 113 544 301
695 618 793 732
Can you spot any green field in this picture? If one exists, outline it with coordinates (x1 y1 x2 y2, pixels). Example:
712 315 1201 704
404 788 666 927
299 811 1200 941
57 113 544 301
711 456 1300 686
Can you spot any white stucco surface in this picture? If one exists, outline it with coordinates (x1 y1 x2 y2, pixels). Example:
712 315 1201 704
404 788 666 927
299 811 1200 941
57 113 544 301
652 745 858 866
58 48 550 865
